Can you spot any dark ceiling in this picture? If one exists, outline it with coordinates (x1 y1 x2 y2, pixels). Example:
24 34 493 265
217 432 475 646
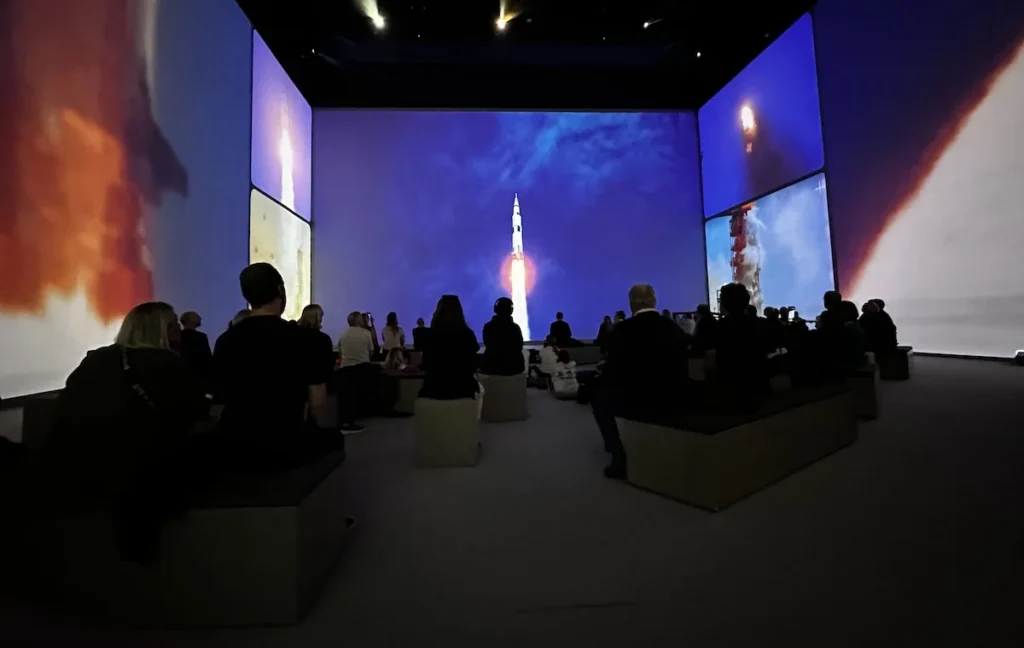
239 0 817 110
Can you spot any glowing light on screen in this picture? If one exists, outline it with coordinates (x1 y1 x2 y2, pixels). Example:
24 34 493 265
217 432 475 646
278 106 295 210
740 104 757 153
358 0 385 30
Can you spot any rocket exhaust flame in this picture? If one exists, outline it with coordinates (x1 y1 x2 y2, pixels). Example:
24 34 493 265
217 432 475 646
508 193 531 340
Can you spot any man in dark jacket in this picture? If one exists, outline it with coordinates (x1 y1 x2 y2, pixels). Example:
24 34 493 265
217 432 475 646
591 284 691 479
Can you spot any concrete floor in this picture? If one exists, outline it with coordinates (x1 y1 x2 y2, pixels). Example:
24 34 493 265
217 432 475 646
4 356 1024 647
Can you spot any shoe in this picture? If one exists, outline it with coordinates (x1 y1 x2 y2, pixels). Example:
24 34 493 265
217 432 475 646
339 423 364 433
603 463 627 480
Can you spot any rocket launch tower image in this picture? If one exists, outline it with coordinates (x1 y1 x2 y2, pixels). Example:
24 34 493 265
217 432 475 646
509 193 532 340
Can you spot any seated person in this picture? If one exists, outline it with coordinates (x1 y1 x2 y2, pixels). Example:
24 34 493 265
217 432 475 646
840 300 868 369
45 301 211 561
538 335 560 374
383 346 409 372
214 263 348 455
297 303 339 398
549 312 573 347
412 317 430 351
336 311 396 423
178 310 212 386
792 308 848 384
419 295 481 402
596 315 614 353
691 303 718 357
592 283 691 479
861 299 898 353
381 312 406 357
551 350 579 399
481 297 525 376
762 307 784 353
46 301 210 499
708 283 770 406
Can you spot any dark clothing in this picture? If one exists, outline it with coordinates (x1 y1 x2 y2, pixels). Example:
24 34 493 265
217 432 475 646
550 319 572 346
213 315 321 441
298 327 336 385
860 311 898 352
179 328 212 384
420 325 481 400
714 315 771 406
596 322 612 353
45 345 209 500
591 311 691 468
412 325 430 351
691 315 719 356
844 321 868 369
337 362 397 420
480 315 525 376
602 311 692 421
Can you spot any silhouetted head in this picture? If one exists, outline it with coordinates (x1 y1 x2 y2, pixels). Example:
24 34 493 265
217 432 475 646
745 304 758 318
779 307 791 322
556 312 564 321
117 302 180 350
696 304 712 318
434 295 468 329
764 307 779 322
545 334 557 347
614 310 626 322
861 301 879 315
870 298 886 311
603 315 612 325
298 304 324 330
347 311 365 328
627 283 657 315
719 283 751 317
494 297 514 317
386 311 399 329
661 309 672 318
240 262 286 316
179 311 201 330
823 290 843 312
839 301 859 323
557 349 571 364
416 318 425 327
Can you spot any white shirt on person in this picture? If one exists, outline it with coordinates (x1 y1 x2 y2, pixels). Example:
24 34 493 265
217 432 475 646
338 326 374 367
552 360 579 397
538 346 560 375
381 325 405 351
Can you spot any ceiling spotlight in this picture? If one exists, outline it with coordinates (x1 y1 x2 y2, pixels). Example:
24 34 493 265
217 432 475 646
371 14 385 31
643 21 650 29
496 16 508 31
696 51 701 58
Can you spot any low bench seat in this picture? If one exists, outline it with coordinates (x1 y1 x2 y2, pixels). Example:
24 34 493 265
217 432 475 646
617 384 857 511
1 451 351 628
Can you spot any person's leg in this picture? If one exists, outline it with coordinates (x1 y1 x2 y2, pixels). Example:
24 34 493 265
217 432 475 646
590 383 626 478
335 367 364 431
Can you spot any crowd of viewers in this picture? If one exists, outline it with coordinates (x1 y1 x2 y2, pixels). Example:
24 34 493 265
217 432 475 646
3 257 898 560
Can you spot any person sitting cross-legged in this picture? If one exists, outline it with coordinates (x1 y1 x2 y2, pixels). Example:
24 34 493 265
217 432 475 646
590 283 692 479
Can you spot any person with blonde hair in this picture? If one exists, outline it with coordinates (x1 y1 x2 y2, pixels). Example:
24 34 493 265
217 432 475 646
45 301 212 558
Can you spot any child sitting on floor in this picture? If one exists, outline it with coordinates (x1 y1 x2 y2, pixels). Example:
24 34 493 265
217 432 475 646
551 349 579 399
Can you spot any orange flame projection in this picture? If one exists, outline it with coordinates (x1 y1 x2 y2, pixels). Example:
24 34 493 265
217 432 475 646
499 252 537 297
0 0 188 323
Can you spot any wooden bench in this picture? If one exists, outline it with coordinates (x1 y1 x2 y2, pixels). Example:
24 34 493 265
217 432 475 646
1 452 352 627
617 385 857 511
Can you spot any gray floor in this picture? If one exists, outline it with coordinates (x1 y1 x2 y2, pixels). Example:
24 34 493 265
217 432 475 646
4 356 1024 646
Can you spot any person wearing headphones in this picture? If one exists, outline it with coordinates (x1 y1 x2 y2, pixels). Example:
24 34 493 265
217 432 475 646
480 296 525 376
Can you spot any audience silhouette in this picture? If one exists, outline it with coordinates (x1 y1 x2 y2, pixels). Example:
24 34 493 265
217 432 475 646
481 297 525 376
420 295 481 401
